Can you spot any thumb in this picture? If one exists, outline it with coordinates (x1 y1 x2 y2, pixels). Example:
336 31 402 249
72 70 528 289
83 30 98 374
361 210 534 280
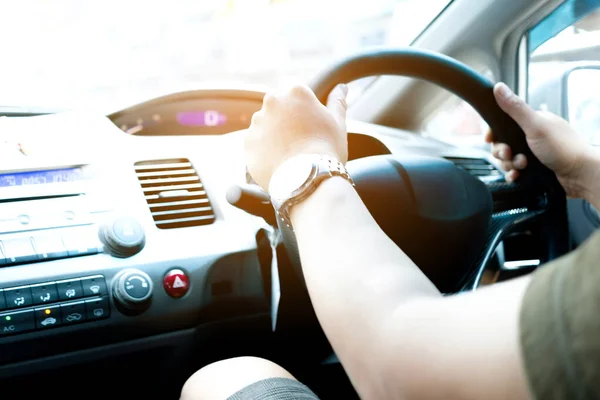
493 82 539 135
326 83 348 128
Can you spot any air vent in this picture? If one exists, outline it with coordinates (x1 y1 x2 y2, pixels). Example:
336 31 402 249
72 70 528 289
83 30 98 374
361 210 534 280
134 159 215 229
444 157 501 179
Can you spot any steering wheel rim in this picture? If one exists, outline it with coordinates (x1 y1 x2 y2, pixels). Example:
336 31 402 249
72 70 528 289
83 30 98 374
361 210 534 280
310 48 559 190
274 48 569 295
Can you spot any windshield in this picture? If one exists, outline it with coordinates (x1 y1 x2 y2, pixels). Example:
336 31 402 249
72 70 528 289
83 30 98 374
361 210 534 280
1 0 451 113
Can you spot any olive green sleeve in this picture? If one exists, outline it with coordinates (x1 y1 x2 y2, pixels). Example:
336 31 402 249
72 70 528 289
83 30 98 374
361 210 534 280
520 231 600 400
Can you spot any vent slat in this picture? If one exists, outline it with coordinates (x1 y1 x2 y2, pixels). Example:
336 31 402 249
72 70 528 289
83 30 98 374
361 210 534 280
136 169 197 178
444 157 500 178
135 158 215 229
135 162 192 171
152 206 213 217
148 198 211 208
470 170 501 176
445 157 488 165
140 176 200 186
142 183 204 193
156 215 216 226
451 163 494 169
145 191 207 201
153 210 214 222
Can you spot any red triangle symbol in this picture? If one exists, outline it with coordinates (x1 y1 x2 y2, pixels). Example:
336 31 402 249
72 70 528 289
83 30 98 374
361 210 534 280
173 276 186 289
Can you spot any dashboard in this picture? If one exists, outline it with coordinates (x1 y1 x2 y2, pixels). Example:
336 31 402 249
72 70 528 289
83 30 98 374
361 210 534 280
0 88 592 396
110 90 264 136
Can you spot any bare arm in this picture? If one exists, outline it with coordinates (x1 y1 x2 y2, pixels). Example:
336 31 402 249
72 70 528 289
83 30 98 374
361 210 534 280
244 82 598 400
291 175 531 400
581 151 600 210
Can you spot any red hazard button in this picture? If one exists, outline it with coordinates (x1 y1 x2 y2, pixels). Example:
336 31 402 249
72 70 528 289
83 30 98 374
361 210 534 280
163 269 190 298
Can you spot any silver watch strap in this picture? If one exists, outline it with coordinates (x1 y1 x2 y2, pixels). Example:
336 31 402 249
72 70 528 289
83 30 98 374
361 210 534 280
277 155 354 228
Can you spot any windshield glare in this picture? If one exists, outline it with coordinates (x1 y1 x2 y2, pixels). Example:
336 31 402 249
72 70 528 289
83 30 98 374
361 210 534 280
1 0 451 113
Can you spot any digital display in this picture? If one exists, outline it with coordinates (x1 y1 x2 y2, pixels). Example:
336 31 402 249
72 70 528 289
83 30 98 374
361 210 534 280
176 110 227 127
0 167 83 187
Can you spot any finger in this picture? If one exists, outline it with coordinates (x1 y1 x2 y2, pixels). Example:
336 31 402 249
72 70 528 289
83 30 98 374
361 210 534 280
505 169 519 183
512 153 528 170
491 143 513 161
262 92 277 110
484 129 493 143
326 83 349 128
493 82 540 134
250 110 263 126
501 160 514 172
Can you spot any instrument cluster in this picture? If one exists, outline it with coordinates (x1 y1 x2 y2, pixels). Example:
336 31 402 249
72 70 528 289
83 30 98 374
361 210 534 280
111 96 263 136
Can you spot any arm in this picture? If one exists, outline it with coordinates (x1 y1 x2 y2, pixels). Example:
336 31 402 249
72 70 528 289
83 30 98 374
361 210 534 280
291 175 530 400
578 150 600 210
244 82 593 400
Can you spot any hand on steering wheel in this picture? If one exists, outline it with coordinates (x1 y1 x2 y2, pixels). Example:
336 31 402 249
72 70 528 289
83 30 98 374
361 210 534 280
487 82 598 199
245 84 349 191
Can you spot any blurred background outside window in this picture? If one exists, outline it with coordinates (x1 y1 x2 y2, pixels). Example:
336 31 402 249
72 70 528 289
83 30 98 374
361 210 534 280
0 0 451 113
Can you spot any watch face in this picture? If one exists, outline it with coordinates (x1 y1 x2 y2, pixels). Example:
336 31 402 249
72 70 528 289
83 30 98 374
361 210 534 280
269 155 315 200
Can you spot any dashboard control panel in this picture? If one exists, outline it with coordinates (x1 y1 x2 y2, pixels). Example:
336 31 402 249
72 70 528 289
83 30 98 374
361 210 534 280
0 228 103 268
0 153 217 358
0 275 110 336
0 108 269 371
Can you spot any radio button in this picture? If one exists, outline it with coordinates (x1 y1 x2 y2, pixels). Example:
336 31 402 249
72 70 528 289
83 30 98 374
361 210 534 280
4 286 33 308
32 236 68 261
60 301 86 325
99 216 145 258
35 305 61 329
30 282 59 305
56 279 83 301
81 276 107 297
0 290 6 310
3 238 38 264
0 309 34 336
85 297 110 320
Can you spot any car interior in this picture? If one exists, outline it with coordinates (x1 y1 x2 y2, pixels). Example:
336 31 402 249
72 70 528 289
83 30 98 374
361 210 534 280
1 0 599 398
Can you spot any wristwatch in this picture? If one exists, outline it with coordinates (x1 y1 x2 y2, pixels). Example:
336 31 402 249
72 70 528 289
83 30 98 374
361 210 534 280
268 154 354 228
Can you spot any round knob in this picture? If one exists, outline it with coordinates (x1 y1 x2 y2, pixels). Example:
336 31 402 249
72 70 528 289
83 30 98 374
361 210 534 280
112 268 153 313
99 216 145 258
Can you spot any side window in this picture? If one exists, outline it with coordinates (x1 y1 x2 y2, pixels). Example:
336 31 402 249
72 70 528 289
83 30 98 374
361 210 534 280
528 0 600 146
526 0 600 242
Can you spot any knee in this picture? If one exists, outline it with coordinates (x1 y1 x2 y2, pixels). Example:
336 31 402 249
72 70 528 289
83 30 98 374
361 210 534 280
181 356 296 400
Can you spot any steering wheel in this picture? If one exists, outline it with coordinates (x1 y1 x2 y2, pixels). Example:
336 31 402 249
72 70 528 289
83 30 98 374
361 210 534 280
278 48 568 293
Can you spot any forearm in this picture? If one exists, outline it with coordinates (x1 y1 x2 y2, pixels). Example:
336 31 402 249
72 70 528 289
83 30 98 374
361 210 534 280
290 176 440 397
583 148 600 210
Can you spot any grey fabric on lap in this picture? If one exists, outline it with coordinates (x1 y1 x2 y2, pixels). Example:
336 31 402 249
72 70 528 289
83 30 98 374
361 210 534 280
227 377 320 400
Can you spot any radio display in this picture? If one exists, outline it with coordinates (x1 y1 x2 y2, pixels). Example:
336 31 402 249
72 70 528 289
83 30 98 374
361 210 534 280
0 167 84 187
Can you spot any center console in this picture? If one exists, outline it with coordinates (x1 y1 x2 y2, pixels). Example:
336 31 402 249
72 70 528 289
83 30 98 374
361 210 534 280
0 150 267 369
